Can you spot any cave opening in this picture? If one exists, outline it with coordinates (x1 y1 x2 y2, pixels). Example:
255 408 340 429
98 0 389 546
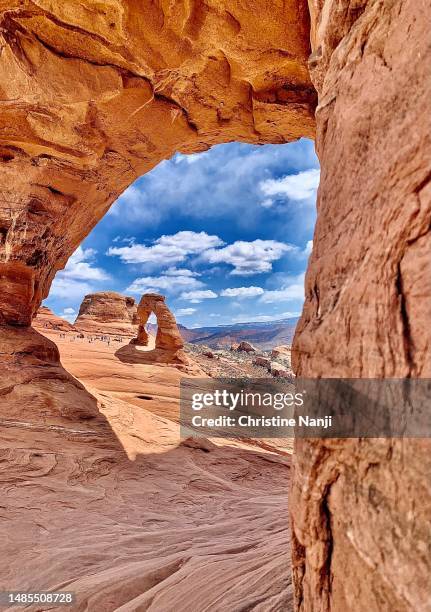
44 138 319 356
34 138 319 605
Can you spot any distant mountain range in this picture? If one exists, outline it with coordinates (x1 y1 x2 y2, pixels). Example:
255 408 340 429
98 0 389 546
149 317 299 350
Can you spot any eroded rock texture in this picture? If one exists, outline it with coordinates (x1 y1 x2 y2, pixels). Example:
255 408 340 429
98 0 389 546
34 305 75 333
74 291 137 337
291 1 431 610
0 0 315 326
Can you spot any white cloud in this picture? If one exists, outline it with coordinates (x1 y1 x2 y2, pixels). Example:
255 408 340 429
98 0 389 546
127 274 204 294
107 140 319 230
60 306 76 322
220 286 264 298
260 168 320 201
62 246 110 282
280 311 302 318
157 231 223 251
304 240 313 255
107 231 223 267
260 198 274 208
109 185 141 217
164 267 200 277
113 235 136 244
180 290 218 303
202 240 294 275
50 246 110 301
50 278 94 300
260 285 304 302
260 274 305 303
176 308 197 316
174 152 208 165
108 242 186 266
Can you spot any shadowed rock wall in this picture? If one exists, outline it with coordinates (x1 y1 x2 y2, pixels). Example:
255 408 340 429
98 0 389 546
291 1 431 609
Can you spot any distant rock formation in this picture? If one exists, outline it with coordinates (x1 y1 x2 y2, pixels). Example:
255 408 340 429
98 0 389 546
115 294 201 371
271 345 291 360
164 319 299 350
269 362 291 378
34 306 75 333
75 292 137 337
236 341 257 353
253 356 271 369
134 294 184 352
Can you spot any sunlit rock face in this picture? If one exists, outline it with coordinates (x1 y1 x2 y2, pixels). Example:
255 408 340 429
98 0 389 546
291 1 431 610
74 292 137 337
0 0 315 326
134 293 184 352
34 306 75 333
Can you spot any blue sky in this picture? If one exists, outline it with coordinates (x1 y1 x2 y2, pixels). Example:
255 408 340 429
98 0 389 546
45 139 319 328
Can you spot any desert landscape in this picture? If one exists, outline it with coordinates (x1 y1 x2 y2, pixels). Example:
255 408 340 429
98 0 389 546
1 294 294 609
1 0 430 611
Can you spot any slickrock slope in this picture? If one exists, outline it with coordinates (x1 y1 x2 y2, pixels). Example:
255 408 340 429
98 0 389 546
75 292 137 337
0 325 100 424
291 1 431 610
271 346 291 359
34 305 75 333
2 328 293 611
0 0 315 326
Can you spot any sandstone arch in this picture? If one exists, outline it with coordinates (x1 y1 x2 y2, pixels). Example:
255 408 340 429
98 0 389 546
134 293 184 352
0 1 430 611
0 0 315 326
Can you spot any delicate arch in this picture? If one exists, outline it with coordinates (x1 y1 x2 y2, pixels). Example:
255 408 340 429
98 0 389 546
134 294 184 351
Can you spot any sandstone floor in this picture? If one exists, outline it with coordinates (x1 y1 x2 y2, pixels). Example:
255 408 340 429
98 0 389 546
1 330 292 611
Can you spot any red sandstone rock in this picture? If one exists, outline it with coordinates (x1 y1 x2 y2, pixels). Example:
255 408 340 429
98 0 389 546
290 1 431 610
0 1 429 611
253 356 271 369
236 341 257 353
1 327 292 610
271 345 291 360
269 362 291 377
34 306 75 333
0 325 100 424
75 292 137 337
134 293 184 352
131 293 188 368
